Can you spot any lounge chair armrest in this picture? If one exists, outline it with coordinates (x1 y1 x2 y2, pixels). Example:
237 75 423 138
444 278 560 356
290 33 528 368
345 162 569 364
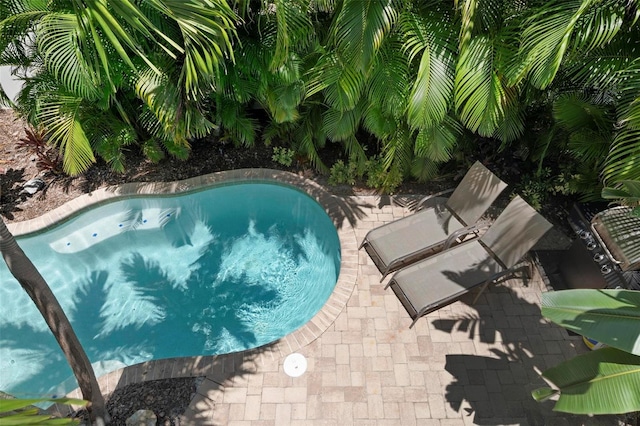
416 188 455 210
442 222 490 250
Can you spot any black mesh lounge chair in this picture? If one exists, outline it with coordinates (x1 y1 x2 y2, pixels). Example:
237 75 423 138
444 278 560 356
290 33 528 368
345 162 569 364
360 161 508 281
385 196 552 328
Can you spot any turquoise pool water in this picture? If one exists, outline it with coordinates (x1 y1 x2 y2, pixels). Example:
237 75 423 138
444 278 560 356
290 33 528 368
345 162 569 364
0 183 340 398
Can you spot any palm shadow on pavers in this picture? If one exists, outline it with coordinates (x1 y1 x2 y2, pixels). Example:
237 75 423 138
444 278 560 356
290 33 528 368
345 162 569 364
431 274 618 425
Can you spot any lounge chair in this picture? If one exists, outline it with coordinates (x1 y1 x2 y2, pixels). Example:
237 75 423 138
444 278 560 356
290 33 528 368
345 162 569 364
386 196 552 328
360 161 508 280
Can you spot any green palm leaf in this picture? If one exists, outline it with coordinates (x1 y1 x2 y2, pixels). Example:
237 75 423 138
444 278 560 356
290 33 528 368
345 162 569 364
399 8 455 129
571 1 626 51
163 0 237 96
541 289 640 355
381 123 413 173
361 103 397 139
323 106 362 142
518 0 594 89
37 93 96 175
602 180 640 214
37 13 100 99
406 38 454 129
306 53 364 111
532 347 640 414
270 0 314 70
413 116 460 162
552 92 611 132
492 86 525 143
0 397 86 425
603 127 640 184
366 40 410 120
454 35 504 136
332 0 399 72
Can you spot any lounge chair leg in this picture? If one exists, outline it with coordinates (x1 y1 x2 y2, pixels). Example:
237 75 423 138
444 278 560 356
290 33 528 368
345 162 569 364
409 317 419 328
472 281 491 305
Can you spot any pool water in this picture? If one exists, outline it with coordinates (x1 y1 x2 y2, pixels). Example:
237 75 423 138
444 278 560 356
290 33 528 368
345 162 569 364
0 183 340 398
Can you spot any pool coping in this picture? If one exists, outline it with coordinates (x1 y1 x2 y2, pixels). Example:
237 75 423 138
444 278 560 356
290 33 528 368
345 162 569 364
14 169 358 415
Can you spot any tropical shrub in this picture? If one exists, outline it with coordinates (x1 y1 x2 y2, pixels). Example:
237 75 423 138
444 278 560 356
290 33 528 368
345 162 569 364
271 147 296 167
0 0 237 175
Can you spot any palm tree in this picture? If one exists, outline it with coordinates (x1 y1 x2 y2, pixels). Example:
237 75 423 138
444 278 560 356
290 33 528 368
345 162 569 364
0 218 107 424
511 0 640 194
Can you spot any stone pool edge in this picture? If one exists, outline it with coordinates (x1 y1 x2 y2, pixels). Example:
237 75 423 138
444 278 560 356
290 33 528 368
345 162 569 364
15 169 358 416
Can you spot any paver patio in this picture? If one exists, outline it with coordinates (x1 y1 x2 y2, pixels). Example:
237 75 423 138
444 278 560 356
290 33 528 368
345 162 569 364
30 172 616 425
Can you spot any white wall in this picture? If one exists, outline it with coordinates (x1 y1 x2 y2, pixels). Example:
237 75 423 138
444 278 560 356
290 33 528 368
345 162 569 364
0 66 23 107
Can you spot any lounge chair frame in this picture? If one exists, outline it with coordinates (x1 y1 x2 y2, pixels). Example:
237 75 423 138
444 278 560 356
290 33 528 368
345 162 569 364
385 196 552 328
360 161 508 280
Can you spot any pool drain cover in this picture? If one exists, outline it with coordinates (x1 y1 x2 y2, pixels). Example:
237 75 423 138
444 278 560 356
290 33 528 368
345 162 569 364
283 353 307 377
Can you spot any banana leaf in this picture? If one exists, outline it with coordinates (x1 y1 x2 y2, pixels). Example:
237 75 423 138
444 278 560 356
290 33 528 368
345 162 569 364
541 289 640 355
532 347 640 414
0 397 86 425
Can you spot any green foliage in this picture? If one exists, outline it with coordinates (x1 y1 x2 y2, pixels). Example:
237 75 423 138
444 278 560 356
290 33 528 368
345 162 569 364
271 146 295 167
328 159 358 186
364 156 403 194
0 0 238 175
533 289 640 414
1 0 637 194
328 155 402 193
514 168 578 211
602 180 640 216
532 347 640 415
0 397 86 425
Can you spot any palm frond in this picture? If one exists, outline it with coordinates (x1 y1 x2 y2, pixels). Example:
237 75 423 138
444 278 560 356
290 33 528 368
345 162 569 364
572 1 626 52
567 130 610 164
413 116 461 162
492 85 525 143
381 123 413 173
398 9 456 130
163 0 238 97
37 93 96 175
454 35 504 136
617 59 640 125
361 103 397 139
270 0 314 70
552 92 612 132
341 134 367 165
366 39 410 120
410 155 440 181
322 105 362 142
516 0 626 89
295 119 328 172
306 53 364 111
88 113 137 172
331 0 399 72
135 63 214 144
603 127 640 184
216 97 258 146
36 13 102 99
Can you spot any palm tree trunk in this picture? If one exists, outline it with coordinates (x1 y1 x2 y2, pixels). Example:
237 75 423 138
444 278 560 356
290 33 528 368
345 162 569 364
0 218 108 424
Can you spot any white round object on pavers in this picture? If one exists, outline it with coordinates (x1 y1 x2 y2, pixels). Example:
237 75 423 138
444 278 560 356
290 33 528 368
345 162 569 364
283 353 307 377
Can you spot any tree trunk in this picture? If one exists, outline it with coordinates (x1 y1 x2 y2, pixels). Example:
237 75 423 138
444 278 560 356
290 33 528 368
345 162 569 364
0 218 108 425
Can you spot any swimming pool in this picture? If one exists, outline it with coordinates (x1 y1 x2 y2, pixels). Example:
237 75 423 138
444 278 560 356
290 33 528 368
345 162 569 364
0 181 341 398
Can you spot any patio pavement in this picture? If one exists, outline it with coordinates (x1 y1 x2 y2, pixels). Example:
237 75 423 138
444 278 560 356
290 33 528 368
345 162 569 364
34 173 616 426
177 194 613 426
